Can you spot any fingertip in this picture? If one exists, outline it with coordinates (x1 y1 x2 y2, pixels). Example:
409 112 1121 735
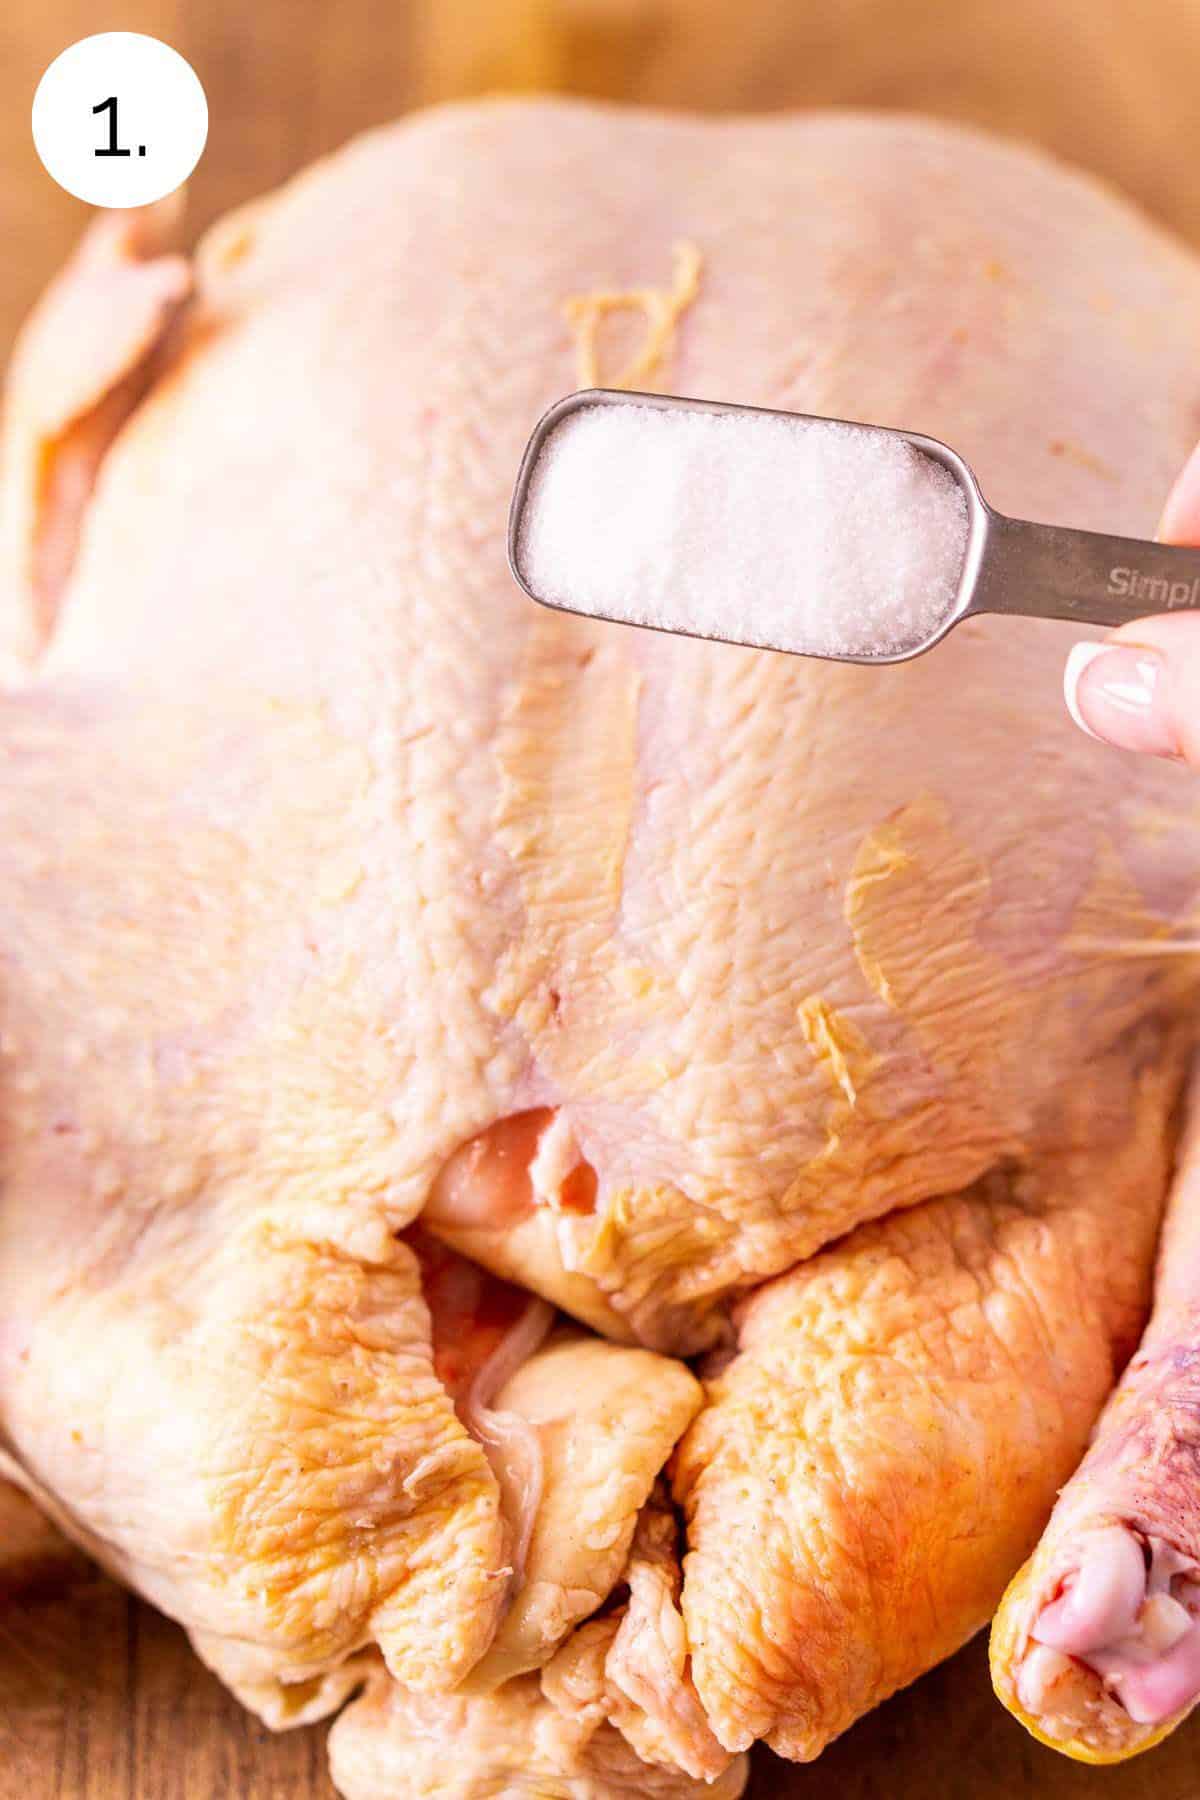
1061 640 1179 760
1158 439 1200 546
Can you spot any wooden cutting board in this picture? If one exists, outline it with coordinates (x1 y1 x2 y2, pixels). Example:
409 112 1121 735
4 1564 1200 1799
4 0 1200 1792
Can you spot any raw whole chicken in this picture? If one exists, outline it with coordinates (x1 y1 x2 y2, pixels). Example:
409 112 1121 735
4 97 1200 1792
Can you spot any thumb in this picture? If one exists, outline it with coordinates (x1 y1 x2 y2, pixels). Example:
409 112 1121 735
1063 439 1200 766
1160 435 1200 544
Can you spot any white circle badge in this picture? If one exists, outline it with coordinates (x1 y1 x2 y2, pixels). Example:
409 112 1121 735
32 33 208 209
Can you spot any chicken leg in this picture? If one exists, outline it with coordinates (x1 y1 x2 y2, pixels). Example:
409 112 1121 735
675 1039 1184 1756
992 1061 1200 1761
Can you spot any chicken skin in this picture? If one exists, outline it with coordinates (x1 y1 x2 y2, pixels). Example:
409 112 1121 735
675 1046 1182 1757
4 97 1200 1792
328 1648 747 1800
409 1229 704 1693
330 1488 745 1799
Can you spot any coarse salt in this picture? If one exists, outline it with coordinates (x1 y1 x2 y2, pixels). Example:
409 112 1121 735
517 401 970 659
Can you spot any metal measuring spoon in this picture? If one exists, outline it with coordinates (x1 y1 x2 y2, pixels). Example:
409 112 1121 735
508 390 1200 664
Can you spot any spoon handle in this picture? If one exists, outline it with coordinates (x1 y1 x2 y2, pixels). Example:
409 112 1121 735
969 512 1200 630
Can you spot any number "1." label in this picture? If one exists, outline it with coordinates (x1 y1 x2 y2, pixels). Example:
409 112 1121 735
93 95 147 159
33 33 207 208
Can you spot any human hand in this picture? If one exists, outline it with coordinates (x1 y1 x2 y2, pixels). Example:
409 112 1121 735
1064 441 1200 763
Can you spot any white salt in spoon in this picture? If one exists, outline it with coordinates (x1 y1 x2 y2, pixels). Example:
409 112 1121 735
508 389 1200 664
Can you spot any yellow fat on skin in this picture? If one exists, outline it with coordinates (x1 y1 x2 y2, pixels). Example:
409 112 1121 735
564 241 703 390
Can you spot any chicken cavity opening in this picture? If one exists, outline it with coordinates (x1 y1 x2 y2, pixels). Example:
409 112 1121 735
1019 1526 1200 1729
424 1108 597 1231
407 1228 553 1586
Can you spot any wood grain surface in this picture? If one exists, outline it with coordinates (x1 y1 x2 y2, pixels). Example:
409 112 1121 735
4 1 1200 1794
6 1562 1200 1799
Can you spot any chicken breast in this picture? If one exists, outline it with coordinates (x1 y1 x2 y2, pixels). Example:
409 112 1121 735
6 102 1200 1339
4 96 1200 1789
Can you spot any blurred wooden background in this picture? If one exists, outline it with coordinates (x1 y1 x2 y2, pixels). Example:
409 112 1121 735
5 0 1200 1794
4 0 1200 353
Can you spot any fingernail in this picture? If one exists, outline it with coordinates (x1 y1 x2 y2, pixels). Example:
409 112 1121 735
1063 641 1177 757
